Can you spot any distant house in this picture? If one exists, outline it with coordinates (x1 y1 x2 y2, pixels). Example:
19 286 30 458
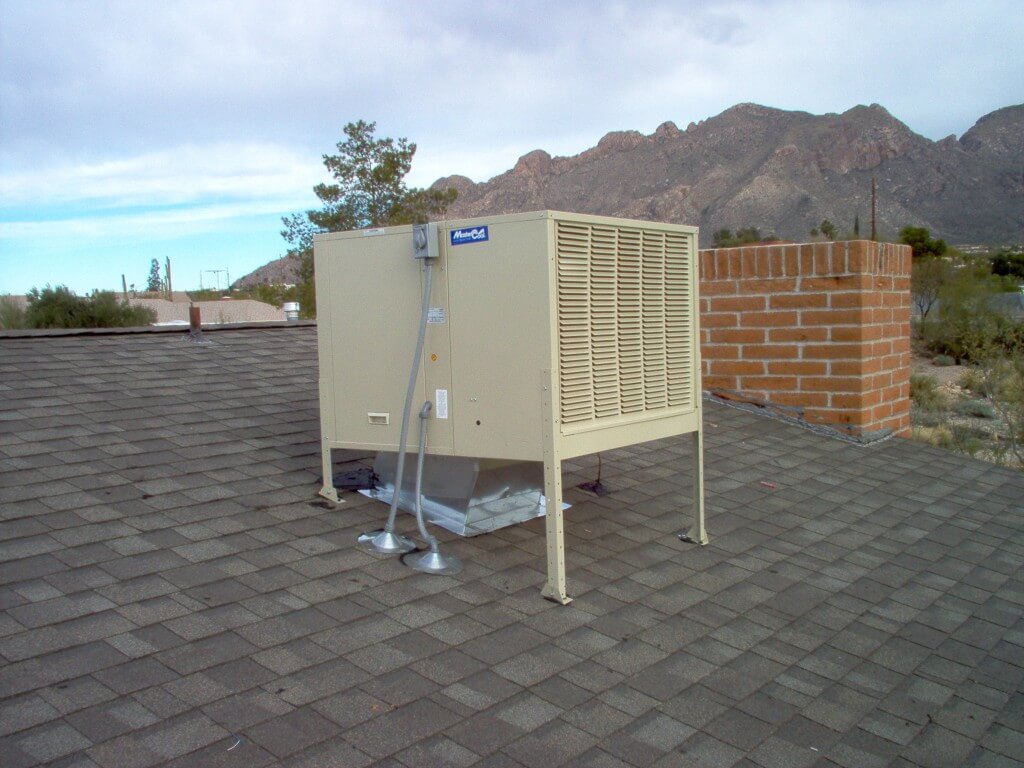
4 293 288 326
131 297 287 325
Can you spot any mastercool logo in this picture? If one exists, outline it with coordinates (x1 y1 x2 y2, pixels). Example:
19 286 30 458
450 226 489 246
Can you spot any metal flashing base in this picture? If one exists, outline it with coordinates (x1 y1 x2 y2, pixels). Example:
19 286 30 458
403 548 463 575
356 529 416 554
360 454 566 537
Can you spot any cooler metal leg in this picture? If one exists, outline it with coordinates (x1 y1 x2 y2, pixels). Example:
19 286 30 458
319 443 342 503
680 428 707 545
540 369 571 604
540 456 570 604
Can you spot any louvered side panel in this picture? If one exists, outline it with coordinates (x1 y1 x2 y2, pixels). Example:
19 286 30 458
590 226 619 419
664 233 693 408
641 231 668 411
556 223 594 425
555 218 696 432
616 228 643 414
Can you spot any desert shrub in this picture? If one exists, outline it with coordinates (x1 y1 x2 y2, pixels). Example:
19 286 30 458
25 286 156 329
955 399 995 419
910 374 945 411
920 262 1024 362
911 424 953 448
0 295 26 330
932 354 956 367
959 367 987 395
948 424 988 457
979 353 1024 468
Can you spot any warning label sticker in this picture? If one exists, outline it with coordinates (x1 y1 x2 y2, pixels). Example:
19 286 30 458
435 389 449 419
427 307 446 324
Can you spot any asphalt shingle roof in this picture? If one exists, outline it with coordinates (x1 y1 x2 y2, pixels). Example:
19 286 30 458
0 325 1022 768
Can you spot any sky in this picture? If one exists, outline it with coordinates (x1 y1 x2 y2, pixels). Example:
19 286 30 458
1 0 1022 296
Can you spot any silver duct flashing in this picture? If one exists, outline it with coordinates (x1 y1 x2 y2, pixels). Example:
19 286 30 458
361 453 565 537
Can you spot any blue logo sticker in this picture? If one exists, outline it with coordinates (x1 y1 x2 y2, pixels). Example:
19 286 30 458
450 226 489 246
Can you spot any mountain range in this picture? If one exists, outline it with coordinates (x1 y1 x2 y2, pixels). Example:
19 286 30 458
237 102 1022 287
436 103 1023 248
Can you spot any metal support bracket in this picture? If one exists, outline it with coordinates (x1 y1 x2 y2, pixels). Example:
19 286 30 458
540 369 571 604
680 428 707 545
318 444 343 504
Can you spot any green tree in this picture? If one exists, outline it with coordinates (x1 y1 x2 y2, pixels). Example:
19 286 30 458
899 226 947 259
281 121 457 317
711 227 771 248
146 258 163 292
819 219 837 240
0 295 26 330
25 286 156 329
853 213 860 237
912 256 953 320
991 250 1024 281
921 261 1022 361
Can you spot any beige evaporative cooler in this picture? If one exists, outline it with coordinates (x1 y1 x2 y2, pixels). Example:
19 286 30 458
315 210 705 603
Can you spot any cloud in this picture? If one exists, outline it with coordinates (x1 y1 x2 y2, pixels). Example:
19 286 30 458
0 200 302 242
0 0 1021 295
0 142 321 209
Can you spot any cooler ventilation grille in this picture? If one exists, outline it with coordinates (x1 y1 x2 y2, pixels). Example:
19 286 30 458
556 221 694 427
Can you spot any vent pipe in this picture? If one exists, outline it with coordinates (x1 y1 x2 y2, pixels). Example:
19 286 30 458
188 304 204 341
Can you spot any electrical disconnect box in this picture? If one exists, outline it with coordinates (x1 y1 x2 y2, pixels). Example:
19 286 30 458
315 210 705 603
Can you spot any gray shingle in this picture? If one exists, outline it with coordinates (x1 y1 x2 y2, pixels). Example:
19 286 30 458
1 326 1023 768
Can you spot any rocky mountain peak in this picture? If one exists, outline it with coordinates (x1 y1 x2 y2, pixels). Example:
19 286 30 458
436 103 1023 247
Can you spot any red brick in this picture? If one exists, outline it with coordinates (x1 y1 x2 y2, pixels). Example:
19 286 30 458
711 360 764 375
701 344 740 360
703 375 737 391
769 328 829 342
869 403 895 421
803 344 870 360
831 292 867 309
878 354 902 372
784 249 799 275
709 328 765 344
745 278 798 294
832 390 883 409
831 358 882 376
802 309 870 326
743 344 800 359
742 376 798 391
815 248 831 275
801 376 862 392
740 311 799 328
870 309 896 323
831 325 885 342
880 384 905 402
803 275 873 292
698 279 740 295
868 373 894 390
847 241 869 273
831 250 848 274
709 295 766 312
701 312 738 328
742 248 758 276
770 391 828 408
768 361 827 376
770 293 828 309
